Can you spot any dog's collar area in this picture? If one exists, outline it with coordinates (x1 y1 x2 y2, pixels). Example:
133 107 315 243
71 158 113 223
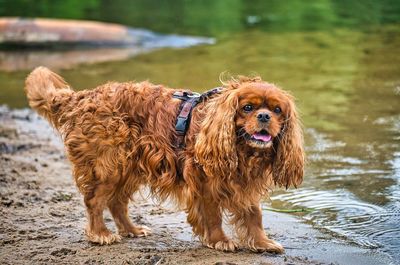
173 87 222 148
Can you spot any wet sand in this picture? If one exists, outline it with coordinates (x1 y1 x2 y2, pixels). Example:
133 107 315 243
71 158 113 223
0 106 394 265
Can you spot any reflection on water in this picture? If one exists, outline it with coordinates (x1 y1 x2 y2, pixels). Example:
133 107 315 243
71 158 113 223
2 0 400 36
273 122 400 257
0 29 214 72
0 48 145 72
1 0 400 262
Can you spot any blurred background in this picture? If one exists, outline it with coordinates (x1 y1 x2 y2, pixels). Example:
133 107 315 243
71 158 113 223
1 0 399 261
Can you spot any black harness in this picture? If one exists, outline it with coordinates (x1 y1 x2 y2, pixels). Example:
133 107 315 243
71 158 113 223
172 87 222 148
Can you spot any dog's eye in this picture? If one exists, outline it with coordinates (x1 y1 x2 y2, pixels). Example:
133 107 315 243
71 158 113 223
274 107 282 114
243 104 253 112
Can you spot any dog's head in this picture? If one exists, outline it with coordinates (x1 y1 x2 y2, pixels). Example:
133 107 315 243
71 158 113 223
195 76 304 188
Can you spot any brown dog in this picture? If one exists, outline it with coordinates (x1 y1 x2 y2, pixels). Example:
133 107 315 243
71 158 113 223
25 67 304 253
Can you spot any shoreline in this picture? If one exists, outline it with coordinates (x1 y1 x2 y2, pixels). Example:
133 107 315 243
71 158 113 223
0 106 395 265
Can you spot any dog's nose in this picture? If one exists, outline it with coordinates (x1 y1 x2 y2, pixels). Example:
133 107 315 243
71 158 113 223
257 112 271 123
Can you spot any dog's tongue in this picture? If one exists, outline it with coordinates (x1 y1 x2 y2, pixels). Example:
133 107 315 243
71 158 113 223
252 133 271 142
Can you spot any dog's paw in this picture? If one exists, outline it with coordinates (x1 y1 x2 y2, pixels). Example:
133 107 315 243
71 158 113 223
250 239 284 254
207 239 238 252
86 230 121 245
119 225 152 238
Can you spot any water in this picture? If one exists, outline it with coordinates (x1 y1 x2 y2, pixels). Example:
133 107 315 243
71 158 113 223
1 0 400 262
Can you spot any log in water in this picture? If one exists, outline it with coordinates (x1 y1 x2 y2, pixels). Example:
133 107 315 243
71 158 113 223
0 17 140 46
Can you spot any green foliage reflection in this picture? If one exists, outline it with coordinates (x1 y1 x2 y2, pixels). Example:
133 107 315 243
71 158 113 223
1 0 400 36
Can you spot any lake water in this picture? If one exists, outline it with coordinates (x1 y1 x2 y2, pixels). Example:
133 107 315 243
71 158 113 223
1 0 399 262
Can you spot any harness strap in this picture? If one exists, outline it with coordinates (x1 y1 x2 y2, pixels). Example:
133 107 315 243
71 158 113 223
173 87 222 148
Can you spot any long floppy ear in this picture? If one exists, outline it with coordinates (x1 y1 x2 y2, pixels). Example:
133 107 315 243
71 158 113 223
195 90 239 179
273 93 305 188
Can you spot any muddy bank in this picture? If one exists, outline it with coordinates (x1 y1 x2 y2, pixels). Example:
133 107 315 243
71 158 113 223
0 106 394 265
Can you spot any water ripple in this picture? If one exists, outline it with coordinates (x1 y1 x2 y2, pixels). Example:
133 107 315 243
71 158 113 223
273 189 400 258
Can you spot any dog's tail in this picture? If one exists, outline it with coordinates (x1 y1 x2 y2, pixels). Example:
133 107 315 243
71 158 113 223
25 67 74 128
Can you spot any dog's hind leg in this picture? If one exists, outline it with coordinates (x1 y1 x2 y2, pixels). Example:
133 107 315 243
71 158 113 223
107 195 151 238
83 183 122 245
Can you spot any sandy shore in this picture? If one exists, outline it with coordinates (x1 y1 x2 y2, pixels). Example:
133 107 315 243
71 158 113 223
0 106 394 265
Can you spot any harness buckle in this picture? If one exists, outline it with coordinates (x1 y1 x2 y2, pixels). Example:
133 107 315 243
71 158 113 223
172 87 222 148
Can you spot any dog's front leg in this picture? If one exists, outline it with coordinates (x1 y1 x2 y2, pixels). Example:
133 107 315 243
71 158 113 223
232 204 284 253
186 191 237 252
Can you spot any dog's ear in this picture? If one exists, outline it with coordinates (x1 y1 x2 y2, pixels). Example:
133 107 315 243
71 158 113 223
195 90 238 179
272 93 305 188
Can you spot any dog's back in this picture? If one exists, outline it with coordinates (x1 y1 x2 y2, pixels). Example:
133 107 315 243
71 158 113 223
25 67 182 204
